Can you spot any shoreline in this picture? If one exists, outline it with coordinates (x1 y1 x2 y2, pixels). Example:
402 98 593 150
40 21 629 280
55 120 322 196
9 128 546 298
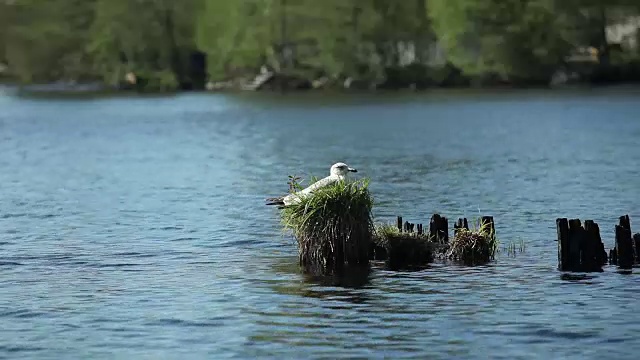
3 78 640 100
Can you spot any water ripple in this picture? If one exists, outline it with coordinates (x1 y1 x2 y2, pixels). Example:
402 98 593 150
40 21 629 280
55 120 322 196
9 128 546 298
2 91 640 359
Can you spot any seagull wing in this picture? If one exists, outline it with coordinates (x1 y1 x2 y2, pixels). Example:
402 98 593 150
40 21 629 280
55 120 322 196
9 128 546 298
282 175 339 205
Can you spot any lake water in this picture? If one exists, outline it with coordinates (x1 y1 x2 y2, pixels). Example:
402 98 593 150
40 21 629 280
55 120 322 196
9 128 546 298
1 87 640 359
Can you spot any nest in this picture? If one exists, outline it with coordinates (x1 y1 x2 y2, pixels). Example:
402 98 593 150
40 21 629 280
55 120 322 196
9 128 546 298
446 221 497 265
372 224 438 270
281 178 374 276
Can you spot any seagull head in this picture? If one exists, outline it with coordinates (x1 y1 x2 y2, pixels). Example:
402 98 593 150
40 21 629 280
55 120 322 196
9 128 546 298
330 162 357 177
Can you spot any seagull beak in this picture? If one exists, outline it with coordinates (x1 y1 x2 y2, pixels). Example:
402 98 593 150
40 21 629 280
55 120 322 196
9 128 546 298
348 167 357 173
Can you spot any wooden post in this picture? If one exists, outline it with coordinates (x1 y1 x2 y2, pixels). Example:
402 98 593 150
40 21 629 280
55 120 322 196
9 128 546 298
454 218 469 237
557 218 570 271
440 216 449 243
585 220 607 266
417 224 423 236
404 221 410 233
430 214 449 243
397 216 403 233
609 248 618 265
616 226 634 269
582 220 605 271
620 214 631 231
567 219 583 271
634 233 640 263
617 215 633 268
481 216 496 242
409 223 415 233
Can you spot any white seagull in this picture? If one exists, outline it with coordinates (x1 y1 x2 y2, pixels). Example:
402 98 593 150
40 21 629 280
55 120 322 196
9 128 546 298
266 162 358 207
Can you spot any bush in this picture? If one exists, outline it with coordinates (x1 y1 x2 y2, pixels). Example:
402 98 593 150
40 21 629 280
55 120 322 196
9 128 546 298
446 219 498 265
280 178 374 276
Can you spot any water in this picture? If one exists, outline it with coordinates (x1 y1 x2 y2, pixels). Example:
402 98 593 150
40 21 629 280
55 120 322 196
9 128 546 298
1 87 640 359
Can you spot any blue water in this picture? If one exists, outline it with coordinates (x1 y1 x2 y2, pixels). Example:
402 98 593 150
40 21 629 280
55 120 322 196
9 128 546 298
1 87 640 359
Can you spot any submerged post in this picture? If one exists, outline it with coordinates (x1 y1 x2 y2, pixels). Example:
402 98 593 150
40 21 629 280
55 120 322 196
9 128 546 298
616 215 634 269
609 248 618 265
429 214 448 243
454 218 469 237
634 233 640 263
586 220 607 267
557 218 570 271
567 219 584 271
582 220 606 271
481 216 495 241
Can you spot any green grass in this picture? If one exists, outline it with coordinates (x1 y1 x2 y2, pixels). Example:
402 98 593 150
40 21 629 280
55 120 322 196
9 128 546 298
446 218 498 265
500 238 526 257
280 176 374 276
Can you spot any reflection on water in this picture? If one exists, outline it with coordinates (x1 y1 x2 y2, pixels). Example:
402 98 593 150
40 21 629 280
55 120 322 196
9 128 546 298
1 90 640 358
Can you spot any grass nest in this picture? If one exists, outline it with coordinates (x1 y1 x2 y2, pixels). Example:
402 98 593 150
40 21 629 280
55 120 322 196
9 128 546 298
281 177 374 276
372 224 439 270
446 220 498 265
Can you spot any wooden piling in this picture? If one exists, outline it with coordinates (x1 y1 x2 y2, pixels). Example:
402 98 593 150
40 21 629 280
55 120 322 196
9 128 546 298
616 219 634 269
454 218 469 237
567 219 583 271
557 218 606 272
429 214 449 243
582 220 606 271
609 248 618 265
584 220 607 266
620 214 631 231
417 224 423 236
557 218 570 271
634 233 640 263
397 216 403 233
616 215 634 268
481 216 496 241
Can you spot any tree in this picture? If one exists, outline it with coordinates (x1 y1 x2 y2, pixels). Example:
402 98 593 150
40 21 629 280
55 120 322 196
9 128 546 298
427 0 570 83
4 0 97 83
88 0 200 90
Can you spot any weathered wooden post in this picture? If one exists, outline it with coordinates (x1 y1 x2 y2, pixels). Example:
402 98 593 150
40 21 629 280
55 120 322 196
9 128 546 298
397 216 403 233
567 219 583 271
616 215 634 269
609 248 618 265
481 216 496 241
585 220 607 267
429 214 448 243
454 218 469 237
557 218 570 271
582 220 606 271
620 214 631 231
634 233 640 263
417 224 423 236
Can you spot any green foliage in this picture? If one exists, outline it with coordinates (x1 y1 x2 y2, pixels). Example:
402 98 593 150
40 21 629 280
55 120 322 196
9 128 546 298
280 177 373 275
88 0 199 90
196 0 275 81
428 0 571 82
3 0 640 88
4 0 97 83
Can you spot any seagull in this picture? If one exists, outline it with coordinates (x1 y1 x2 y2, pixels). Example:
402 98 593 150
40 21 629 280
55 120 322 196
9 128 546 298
266 162 358 207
